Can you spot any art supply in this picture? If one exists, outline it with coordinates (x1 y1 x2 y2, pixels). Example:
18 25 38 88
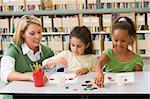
33 70 44 87
80 80 98 91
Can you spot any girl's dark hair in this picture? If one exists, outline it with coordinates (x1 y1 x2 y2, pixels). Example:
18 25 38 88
69 26 94 54
114 16 137 39
112 21 137 44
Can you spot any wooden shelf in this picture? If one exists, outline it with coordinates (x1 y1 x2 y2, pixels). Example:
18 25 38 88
1 31 149 36
137 30 150 34
0 31 109 36
0 8 149 16
140 55 150 58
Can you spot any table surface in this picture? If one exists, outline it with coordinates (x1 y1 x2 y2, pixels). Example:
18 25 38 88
0 71 149 95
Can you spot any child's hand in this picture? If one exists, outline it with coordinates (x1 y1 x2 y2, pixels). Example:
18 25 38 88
45 61 54 68
95 72 104 88
58 57 68 67
76 68 89 76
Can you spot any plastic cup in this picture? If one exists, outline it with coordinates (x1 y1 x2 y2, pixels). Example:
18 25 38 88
33 70 44 87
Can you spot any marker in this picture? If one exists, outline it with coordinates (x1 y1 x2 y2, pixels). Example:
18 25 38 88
35 62 39 71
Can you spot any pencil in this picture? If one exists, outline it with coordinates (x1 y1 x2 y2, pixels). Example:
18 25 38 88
29 64 34 72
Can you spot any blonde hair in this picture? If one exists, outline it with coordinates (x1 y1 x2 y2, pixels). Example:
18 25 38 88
12 15 42 45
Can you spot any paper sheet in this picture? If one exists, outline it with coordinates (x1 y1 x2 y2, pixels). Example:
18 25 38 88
104 72 135 83
48 72 78 84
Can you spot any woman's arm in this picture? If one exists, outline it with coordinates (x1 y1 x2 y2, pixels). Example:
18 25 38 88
0 56 33 83
7 71 33 82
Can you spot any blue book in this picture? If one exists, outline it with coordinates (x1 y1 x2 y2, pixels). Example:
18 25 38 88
134 2 139 8
9 5 14 11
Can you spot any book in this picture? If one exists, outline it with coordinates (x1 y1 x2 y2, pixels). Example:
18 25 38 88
136 14 145 30
103 14 112 32
43 16 53 32
0 18 9 33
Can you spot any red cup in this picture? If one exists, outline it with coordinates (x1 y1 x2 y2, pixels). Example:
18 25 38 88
33 70 44 87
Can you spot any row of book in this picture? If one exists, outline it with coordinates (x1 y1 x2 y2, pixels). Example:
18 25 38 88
0 0 42 12
0 34 102 55
0 33 150 56
100 0 149 9
137 33 150 55
0 0 149 12
0 13 149 34
0 15 101 33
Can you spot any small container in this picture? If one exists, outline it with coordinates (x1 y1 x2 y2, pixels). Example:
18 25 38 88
33 70 44 87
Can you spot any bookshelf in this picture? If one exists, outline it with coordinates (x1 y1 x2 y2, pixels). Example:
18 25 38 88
0 0 150 58
0 31 150 58
137 31 150 58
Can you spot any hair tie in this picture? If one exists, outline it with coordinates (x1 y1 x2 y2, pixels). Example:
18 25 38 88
118 18 127 22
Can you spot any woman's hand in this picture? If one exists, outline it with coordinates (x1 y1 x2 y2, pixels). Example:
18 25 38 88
76 68 89 76
24 72 48 84
24 72 34 81
95 72 104 88
43 75 48 83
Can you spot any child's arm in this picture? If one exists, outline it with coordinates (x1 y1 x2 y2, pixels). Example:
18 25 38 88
43 58 58 68
134 65 143 71
134 54 143 71
94 53 109 74
94 53 109 88
46 57 67 68
42 51 68 68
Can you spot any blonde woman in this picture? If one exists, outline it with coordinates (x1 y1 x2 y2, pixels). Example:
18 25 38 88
0 15 54 83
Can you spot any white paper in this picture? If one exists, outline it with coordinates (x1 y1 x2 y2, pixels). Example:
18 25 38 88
49 72 78 84
104 72 135 84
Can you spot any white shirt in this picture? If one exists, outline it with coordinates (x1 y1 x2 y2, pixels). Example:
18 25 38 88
43 50 98 72
0 43 41 83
